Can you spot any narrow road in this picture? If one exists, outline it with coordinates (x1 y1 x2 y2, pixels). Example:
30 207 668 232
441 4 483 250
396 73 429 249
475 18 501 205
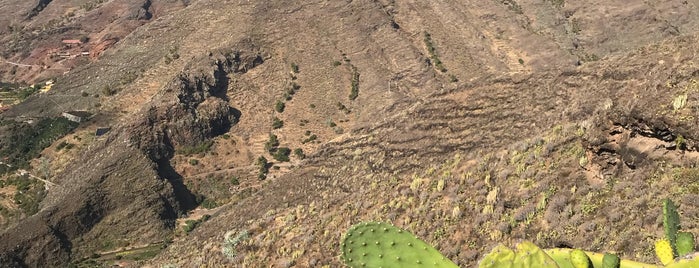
16 169 61 191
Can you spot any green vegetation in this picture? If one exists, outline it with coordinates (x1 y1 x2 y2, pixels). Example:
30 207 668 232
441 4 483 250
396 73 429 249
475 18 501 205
349 65 360 100
341 199 699 268
230 176 240 186
302 134 317 144
188 159 199 166
102 85 117 96
290 62 299 73
272 117 284 129
341 222 459 268
0 117 78 172
177 140 214 156
500 0 523 14
55 141 75 151
673 94 687 111
337 102 351 114
275 100 286 113
164 46 180 64
449 74 458 83
272 147 291 162
333 61 342 67
3 175 46 216
256 156 269 180
183 214 211 233
16 86 39 100
547 0 565 8
264 134 280 153
423 32 447 72
222 230 250 260
294 148 305 159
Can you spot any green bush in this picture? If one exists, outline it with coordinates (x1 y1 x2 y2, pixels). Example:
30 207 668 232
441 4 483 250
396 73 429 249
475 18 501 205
302 134 317 144
272 117 284 129
257 156 269 180
200 198 218 209
0 117 78 172
349 66 360 100
294 148 305 159
272 147 291 162
275 100 285 113
264 134 280 153
177 140 214 156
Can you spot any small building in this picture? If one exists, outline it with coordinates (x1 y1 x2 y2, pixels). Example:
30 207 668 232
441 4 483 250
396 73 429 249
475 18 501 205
62 111 92 123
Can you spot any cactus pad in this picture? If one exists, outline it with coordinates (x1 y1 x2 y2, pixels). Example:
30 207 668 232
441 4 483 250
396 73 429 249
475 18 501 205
655 239 675 266
663 198 680 257
602 253 620 268
479 241 558 268
569 249 591 268
676 232 695 256
545 248 661 268
340 222 458 268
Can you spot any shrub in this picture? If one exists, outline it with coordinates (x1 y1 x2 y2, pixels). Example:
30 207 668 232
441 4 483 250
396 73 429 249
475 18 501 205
273 147 291 162
0 117 78 171
230 176 240 186
200 198 218 209
177 140 214 156
257 156 269 179
333 61 342 67
272 117 284 129
349 66 360 100
264 134 279 152
188 159 199 166
290 63 299 73
302 134 317 144
275 100 285 113
294 148 305 159
222 230 250 260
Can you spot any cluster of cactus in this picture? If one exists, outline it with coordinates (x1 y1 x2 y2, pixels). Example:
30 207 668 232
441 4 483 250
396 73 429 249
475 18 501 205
340 199 698 268
654 199 696 265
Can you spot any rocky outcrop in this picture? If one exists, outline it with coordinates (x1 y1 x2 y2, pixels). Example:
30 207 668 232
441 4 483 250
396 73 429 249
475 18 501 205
0 48 259 266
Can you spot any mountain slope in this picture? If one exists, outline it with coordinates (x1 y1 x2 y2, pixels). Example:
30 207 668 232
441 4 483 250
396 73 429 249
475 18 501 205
0 0 698 267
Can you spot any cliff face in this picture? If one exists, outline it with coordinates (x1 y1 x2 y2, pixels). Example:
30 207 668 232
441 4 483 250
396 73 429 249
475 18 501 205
0 48 257 266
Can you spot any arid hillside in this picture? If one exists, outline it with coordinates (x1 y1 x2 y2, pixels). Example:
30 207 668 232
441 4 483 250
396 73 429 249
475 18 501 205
0 0 698 267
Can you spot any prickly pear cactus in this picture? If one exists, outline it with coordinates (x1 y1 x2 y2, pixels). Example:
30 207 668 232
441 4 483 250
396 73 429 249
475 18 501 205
676 232 695 256
569 249 591 268
656 239 675 265
545 248 661 268
479 244 516 268
665 253 699 268
602 253 620 268
663 198 680 257
479 241 558 268
340 222 458 268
